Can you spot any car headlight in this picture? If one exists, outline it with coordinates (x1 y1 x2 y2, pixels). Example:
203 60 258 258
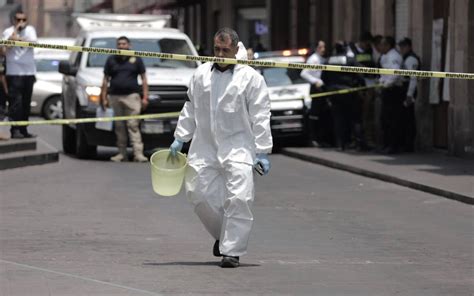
85 86 101 105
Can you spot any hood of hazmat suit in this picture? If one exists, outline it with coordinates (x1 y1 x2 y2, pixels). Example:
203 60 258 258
235 42 248 60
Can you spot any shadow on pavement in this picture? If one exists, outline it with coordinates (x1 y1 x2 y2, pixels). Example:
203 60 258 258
143 261 260 267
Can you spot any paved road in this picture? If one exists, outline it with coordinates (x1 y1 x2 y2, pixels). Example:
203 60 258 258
1 125 473 295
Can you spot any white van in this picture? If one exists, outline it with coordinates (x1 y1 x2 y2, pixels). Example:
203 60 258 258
59 14 199 158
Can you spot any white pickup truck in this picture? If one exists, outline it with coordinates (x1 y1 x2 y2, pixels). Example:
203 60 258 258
59 14 199 158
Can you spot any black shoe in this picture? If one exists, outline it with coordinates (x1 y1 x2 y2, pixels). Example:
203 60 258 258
221 256 240 268
213 240 221 257
385 147 400 154
22 133 36 138
11 130 24 139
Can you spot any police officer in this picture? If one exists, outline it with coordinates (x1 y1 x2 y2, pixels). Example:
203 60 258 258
300 40 331 147
322 42 364 151
378 36 404 154
398 38 420 152
371 35 384 150
347 32 376 150
101 36 149 162
347 31 375 71
0 47 7 120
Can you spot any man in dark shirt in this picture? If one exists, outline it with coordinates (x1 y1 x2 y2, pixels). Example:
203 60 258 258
100 36 149 162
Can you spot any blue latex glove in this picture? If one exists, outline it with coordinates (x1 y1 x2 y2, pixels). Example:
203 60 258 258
255 153 271 176
169 139 184 157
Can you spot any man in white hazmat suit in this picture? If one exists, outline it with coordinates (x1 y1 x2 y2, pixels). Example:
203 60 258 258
170 28 273 268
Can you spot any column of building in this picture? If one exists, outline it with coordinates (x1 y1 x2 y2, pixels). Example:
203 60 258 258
447 0 474 158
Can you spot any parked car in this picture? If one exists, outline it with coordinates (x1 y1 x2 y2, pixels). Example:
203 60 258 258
31 38 75 119
254 49 312 145
59 14 199 158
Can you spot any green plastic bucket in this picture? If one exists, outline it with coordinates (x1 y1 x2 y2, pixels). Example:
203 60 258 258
150 150 187 196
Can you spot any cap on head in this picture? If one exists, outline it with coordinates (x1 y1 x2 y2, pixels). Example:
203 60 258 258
359 31 373 43
398 37 412 47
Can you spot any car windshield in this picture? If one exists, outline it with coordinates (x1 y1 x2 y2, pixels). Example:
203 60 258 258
87 38 198 68
260 67 306 87
36 59 62 72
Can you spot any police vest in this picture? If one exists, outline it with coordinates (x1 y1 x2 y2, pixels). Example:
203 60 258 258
348 43 374 67
402 51 421 96
402 51 421 70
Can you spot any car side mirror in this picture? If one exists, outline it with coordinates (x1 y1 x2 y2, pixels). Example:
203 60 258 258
58 61 78 76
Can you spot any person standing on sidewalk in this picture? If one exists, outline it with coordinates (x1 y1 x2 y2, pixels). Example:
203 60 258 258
398 38 420 152
378 36 404 154
300 40 332 147
100 36 148 162
347 32 377 150
0 47 7 120
169 28 273 268
2 10 37 139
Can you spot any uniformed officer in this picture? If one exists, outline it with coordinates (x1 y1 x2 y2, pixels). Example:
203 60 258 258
322 42 365 151
0 47 7 120
346 32 376 150
371 35 384 150
378 36 404 154
398 38 420 152
300 40 332 147
347 31 376 71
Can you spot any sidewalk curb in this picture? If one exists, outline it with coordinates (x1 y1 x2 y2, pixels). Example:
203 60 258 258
281 149 474 205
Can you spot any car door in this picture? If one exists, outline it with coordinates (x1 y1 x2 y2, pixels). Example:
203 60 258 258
62 38 84 119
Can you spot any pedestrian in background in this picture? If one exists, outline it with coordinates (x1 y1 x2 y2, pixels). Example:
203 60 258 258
378 36 404 154
246 47 255 60
170 28 273 268
398 37 420 152
0 47 7 120
347 32 377 151
2 9 37 139
301 40 332 147
347 31 375 68
347 32 377 150
322 42 365 151
100 36 149 162
371 34 385 150
371 35 384 67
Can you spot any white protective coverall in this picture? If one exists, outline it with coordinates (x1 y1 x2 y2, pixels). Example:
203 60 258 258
174 44 273 257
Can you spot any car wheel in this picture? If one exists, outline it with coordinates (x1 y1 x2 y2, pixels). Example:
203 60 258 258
75 124 97 159
42 96 63 120
62 124 76 154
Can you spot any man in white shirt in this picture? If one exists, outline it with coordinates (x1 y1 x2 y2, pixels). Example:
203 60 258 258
378 36 405 154
300 40 331 147
2 10 37 138
301 40 326 89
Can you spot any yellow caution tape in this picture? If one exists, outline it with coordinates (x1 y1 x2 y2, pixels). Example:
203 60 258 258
1 40 473 80
0 85 388 126
0 112 181 126
310 84 382 99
